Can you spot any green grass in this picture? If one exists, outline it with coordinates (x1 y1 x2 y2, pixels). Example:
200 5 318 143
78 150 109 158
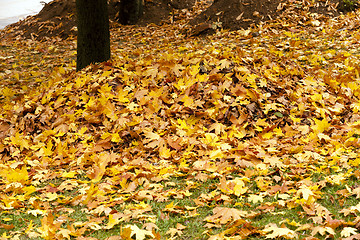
1 165 360 239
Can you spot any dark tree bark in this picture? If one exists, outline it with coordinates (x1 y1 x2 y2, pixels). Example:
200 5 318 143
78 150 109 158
118 0 143 25
76 0 110 71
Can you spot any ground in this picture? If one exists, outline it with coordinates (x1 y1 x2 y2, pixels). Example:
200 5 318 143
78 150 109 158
0 0 354 40
2 0 360 239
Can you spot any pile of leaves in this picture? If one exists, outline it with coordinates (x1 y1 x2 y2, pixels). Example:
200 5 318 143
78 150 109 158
2 0 360 239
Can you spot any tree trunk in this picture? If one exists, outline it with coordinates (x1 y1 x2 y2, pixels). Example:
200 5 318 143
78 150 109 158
118 0 143 25
76 0 110 71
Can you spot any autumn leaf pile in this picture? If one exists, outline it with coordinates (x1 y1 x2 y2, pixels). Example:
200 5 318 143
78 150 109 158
2 4 360 240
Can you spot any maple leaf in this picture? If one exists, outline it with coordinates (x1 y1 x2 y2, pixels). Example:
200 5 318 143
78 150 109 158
233 178 248 196
57 228 72 240
115 88 130 103
106 213 122 230
61 171 77 178
311 226 335 236
5 166 29 184
219 177 248 196
180 95 194 108
311 118 331 133
143 130 161 141
248 194 264 204
218 59 232 70
342 234 360 240
205 207 248 225
209 149 224 160
28 209 46 217
296 185 319 204
166 227 183 238
37 213 61 240
144 66 158 79
9 132 30 150
341 227 359 238
262 223 298 239
123 225 154 240
0 223 14 230
340 203 360 216
159 145 172 159
352 187 360 198
82 183 98 205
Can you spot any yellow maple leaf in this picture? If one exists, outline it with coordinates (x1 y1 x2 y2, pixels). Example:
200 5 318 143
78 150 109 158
233 178 248 196
166 227 183 238
101 132 112 140
61 171 77 178
205 207 247 224
90 153 111 183
149 88 163 98
218 59 232 70
6 166 29 184
248 194 264 204
43 141 53 156
341 227 358 237
143 130 160 141
311 226 335 236
111 132 121 143
203 133 218 145
44 192 58 202
1 87 15 98
264 156 283 167
159 145 172 159
181 95 194 108
209 149 224 160
296 186 315 202
10 132 30 150
106 214 121 229
263 223 298 239
37 213 61 239
25 220 34 234
144 66 158 79
124 225 154 240
351 102 360 113
82 183 98 205
352 187 360 198
219 177 248 196
27 209 46 217
99 83 113 96
22 185 36 196
57 228 72 240
312 118 330 133
116 88 130 103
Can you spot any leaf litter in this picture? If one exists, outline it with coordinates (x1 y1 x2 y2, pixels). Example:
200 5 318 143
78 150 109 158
2 1 360 239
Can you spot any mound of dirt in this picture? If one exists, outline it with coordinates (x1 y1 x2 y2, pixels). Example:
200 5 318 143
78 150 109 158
1 0 177 40
2 0 77 40
136 0 172 26
0 0 355 40
190 0 345 32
